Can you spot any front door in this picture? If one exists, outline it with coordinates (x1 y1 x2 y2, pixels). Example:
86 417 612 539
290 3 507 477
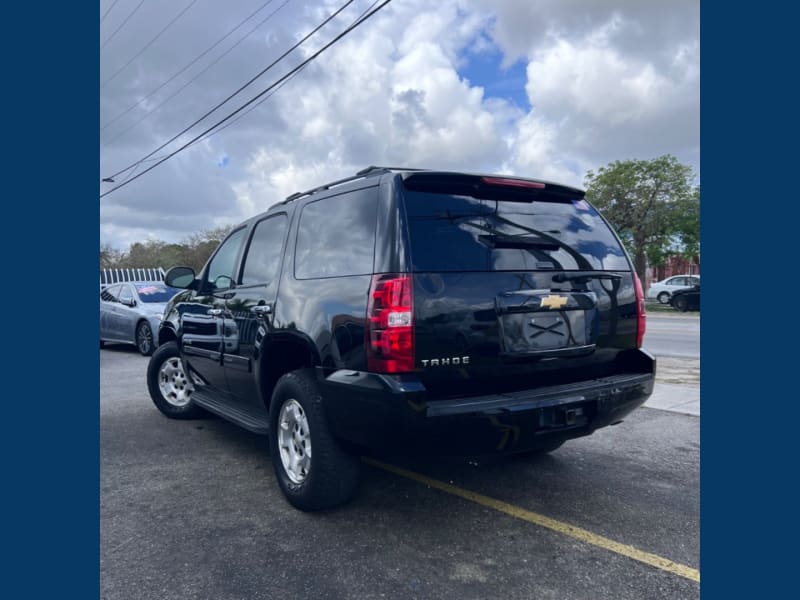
222 213 289 406
180 228 247 392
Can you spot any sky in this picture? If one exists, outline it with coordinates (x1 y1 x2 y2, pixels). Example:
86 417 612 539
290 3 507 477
99 0 699 249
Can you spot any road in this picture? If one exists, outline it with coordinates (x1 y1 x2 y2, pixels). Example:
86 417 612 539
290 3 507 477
642 314 700 358
101 348 699 600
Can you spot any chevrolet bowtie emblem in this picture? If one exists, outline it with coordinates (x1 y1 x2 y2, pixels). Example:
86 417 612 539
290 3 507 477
540 294 568 309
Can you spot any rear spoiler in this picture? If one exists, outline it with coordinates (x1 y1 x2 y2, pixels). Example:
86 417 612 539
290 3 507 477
401 172 584 202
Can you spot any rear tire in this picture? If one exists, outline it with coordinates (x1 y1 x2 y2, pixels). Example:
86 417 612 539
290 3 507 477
657 292 670 304
269 369 360 511
136 321 155 356
147 341 205 419
674 296 688 312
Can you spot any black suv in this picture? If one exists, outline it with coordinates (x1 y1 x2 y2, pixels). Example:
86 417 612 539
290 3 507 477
148 167 655 511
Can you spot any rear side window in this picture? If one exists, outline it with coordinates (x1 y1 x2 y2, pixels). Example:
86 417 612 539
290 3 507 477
241 214 287 285
101 285 121 302
294 188 378 279
403 189 629 272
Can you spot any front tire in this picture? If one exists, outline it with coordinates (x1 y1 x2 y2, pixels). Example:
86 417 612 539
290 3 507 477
269 369 360 511
147 341 205 419
136 321 155 356
657 292 670 304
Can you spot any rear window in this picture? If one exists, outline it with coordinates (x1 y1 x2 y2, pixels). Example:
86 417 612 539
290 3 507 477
403 189 629 272
294 187 378 279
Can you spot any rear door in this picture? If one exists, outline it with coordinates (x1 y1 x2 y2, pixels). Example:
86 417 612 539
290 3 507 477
400 173 637 396
100 285 122 340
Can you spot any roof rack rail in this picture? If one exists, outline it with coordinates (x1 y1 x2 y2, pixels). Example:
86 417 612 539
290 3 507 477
281 166 431 205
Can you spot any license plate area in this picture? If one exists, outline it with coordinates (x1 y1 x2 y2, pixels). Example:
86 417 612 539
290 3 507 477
495 290 598 357
500 311 587 352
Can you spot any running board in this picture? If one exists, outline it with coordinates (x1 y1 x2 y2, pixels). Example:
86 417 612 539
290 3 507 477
192 387 270 435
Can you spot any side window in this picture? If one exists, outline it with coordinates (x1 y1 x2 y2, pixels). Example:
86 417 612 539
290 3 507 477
207 228 246 289
295 188 378 279
689 277 699 285
101 285 121 302
118 285 133 304
240 215 288 286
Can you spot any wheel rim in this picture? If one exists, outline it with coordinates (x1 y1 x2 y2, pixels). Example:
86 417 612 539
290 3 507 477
277 399 312 484
158 357 193 407
658 293 669 304
137 323 153 354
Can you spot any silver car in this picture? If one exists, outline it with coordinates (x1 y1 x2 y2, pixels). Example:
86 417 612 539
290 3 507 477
100 282 180 355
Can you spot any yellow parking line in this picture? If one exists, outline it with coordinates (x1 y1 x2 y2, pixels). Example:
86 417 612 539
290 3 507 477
363 458 700 583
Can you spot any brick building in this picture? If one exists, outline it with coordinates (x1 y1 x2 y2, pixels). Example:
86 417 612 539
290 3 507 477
647 255 700 288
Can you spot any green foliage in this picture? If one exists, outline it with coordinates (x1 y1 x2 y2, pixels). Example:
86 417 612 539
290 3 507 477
101 225 235 273
584 155 699 283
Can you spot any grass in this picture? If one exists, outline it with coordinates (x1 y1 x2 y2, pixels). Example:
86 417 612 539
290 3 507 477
645 302 699 315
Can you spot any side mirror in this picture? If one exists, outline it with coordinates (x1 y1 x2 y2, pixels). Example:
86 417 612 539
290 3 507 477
165 266 197 289
213 275 234 291
121 298 136 307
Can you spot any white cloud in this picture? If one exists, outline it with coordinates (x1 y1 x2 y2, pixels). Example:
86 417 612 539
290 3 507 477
99 0 699 248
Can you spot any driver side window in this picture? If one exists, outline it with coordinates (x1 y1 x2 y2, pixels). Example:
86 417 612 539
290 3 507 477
206 228 246 289
118 285 134 305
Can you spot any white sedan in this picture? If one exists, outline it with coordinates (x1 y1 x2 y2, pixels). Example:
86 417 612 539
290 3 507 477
647 274 700 304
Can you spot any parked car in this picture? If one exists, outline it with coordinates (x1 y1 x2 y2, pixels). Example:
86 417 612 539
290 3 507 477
670 284 700 312
147 167 655 511
100 282 181 355
646 274 700 304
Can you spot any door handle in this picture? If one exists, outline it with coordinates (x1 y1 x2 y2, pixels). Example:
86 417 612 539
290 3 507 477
207 308 223 316
251 304 272 317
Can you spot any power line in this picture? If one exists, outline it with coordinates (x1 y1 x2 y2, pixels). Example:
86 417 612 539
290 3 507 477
101 0 292 146
101 0 146 50
103 0 356 182
193 0 378 146
100 0 122 24
100 0 392 198
101 0 198 88
101 0 281 133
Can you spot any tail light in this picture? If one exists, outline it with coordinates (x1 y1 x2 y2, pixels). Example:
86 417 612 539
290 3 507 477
634 273 646 348
366 274 414 373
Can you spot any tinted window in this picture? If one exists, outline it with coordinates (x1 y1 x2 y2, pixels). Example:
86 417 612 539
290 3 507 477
101 285 121 302
403 191 629 272
135 284 180 303
241 215 287 285
295 188 378 279
207 228 246 287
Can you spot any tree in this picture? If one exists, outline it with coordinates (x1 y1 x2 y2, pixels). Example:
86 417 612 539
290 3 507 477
584 155 699 285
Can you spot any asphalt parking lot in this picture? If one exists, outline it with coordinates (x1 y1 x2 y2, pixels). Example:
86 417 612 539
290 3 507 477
101 347 699 600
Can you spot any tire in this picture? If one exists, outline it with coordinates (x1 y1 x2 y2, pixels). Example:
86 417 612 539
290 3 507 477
269 369 360 511
657 292 670 304
136 321 155 356
674 296 688 312
100 339 105 349
147 341 206 419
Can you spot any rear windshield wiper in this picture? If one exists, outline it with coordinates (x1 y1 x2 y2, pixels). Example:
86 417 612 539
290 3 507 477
552 271 622 283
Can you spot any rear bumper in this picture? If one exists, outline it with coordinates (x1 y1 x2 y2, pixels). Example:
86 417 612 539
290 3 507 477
318 349 656 455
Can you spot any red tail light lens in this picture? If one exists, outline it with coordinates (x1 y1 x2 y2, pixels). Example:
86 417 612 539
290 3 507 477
481 176 546 189
634 273 646 348
366 274 414 373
